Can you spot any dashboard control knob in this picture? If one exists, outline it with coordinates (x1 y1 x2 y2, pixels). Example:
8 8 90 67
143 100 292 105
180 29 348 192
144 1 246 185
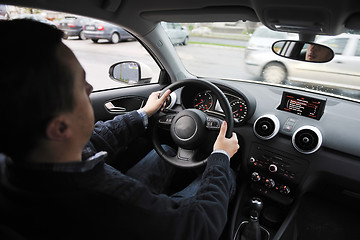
279 185 291 195
251 172 261 182
269 164 278 173
265 178 275 188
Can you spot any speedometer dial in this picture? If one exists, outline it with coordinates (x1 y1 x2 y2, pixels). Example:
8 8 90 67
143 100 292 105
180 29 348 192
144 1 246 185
193 91 213 111
230 98 248 122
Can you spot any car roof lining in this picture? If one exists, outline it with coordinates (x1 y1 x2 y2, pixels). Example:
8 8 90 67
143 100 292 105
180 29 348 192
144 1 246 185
2 0 360 36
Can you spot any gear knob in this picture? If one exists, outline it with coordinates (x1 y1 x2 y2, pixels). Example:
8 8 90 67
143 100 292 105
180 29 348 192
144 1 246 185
251 197 263 212
250 197 263 220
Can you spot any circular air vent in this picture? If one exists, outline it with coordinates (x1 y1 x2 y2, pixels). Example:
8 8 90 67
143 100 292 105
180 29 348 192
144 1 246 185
253 114 280 140
292 126 322 154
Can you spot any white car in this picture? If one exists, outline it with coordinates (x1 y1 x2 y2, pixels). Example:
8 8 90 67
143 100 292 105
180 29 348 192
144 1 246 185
245 33 360 92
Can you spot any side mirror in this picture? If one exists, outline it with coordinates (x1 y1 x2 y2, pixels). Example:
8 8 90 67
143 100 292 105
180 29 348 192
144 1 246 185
109 61 153 84
272 40 334 63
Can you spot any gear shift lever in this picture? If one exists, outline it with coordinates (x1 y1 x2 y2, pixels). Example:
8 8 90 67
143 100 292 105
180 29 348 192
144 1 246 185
240 197 263 240
250 197 263 221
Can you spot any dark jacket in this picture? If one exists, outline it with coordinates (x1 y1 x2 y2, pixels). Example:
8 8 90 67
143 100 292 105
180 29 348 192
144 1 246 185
0 111 234 240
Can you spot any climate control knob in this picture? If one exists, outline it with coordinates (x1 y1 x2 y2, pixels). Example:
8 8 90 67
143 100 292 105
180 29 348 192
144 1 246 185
279 185 291 195
265 178 275 188
251 172 261 182
269 164 278 173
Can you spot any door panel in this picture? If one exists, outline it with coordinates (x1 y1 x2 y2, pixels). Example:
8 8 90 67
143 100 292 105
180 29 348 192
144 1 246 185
91 83 166 122
90 83 168 171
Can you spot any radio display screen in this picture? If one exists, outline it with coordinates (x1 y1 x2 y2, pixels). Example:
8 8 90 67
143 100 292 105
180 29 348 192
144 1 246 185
278 92 326 120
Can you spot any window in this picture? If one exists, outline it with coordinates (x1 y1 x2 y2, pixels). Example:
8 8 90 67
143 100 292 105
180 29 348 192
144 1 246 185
354 39 360 56
322 38 348 55
66 39 160 91
5 6 160 91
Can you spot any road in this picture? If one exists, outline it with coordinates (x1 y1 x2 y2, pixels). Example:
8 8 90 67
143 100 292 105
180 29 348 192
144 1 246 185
190 36 248 47
175 43 253 80
63 36 254 91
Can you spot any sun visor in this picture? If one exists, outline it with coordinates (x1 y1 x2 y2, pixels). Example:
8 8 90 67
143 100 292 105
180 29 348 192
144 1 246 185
140 6 259 23
263 7 330 34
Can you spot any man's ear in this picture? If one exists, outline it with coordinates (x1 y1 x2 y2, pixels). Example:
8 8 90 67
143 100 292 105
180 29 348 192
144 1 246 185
46 116 72 141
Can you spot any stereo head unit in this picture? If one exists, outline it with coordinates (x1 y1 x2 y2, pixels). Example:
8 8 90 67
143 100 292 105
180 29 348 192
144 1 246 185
277 92 326 120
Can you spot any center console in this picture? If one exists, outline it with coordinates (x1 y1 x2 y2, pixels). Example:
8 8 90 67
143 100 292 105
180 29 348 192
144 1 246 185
230 143 310 240
247 143 309 206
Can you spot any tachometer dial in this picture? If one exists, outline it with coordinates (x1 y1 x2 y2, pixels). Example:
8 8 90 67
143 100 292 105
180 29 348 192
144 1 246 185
230 98 248 122
193 91 213 111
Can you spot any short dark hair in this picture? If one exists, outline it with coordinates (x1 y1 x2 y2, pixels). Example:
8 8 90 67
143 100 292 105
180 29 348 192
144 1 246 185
0 19 75 161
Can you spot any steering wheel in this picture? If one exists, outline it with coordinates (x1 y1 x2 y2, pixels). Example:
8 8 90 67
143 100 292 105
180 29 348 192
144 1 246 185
152 79 234 168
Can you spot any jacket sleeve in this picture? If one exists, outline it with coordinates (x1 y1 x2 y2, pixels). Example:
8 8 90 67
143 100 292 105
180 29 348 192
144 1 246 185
82 111 146 160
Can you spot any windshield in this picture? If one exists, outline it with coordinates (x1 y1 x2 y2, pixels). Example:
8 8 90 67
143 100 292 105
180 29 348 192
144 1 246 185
171 22 360 101
5 3 359 101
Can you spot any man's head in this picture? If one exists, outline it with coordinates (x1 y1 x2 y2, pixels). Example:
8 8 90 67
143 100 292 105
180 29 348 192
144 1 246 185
305 44 333 62
0 19 94 162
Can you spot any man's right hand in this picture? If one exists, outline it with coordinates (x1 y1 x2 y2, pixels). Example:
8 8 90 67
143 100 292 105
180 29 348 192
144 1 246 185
213 121 239 159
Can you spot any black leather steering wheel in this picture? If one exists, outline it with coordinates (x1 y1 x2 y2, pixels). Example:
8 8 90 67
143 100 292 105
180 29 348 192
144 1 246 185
152 79 234 168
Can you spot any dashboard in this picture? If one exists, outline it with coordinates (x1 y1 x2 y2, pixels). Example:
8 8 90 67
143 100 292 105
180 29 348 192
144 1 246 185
165 79 360 208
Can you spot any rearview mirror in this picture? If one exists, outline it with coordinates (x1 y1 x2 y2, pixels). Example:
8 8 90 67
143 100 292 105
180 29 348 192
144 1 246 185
109 61 153 84
272 40 334 63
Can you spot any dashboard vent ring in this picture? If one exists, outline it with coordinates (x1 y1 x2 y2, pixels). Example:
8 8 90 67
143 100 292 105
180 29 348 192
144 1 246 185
292 126 322 154
253 114 280 140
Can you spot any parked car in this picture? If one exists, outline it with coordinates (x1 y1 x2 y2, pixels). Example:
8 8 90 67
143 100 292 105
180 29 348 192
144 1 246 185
161 22 189 45
1 0 360 239
245 33 360 92
245 25 298 58
57 16 92 40
83 20 135 43
11 14 57 27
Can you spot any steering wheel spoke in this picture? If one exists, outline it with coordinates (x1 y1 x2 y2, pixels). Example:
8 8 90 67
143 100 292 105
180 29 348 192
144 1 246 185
173 147 206 167
206 116 223 130
157 113 176 130
176 147 196 161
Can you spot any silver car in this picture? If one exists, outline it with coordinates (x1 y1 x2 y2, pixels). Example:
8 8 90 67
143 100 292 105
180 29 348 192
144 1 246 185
245 32 360 92
161 22 189 45
83 20 135 44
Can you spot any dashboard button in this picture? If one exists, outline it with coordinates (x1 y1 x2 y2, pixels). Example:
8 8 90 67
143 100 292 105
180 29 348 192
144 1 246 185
279 185 291 195
265 178 275 188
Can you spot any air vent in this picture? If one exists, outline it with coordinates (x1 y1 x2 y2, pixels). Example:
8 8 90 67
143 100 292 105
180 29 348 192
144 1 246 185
292 126 322 154
253 114 280 140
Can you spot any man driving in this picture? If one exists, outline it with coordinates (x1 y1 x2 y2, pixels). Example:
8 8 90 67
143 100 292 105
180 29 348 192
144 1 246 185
0 19 239 240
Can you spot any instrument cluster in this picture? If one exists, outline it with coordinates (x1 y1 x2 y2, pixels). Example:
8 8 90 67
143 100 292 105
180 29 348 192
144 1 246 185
181 85 252 124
